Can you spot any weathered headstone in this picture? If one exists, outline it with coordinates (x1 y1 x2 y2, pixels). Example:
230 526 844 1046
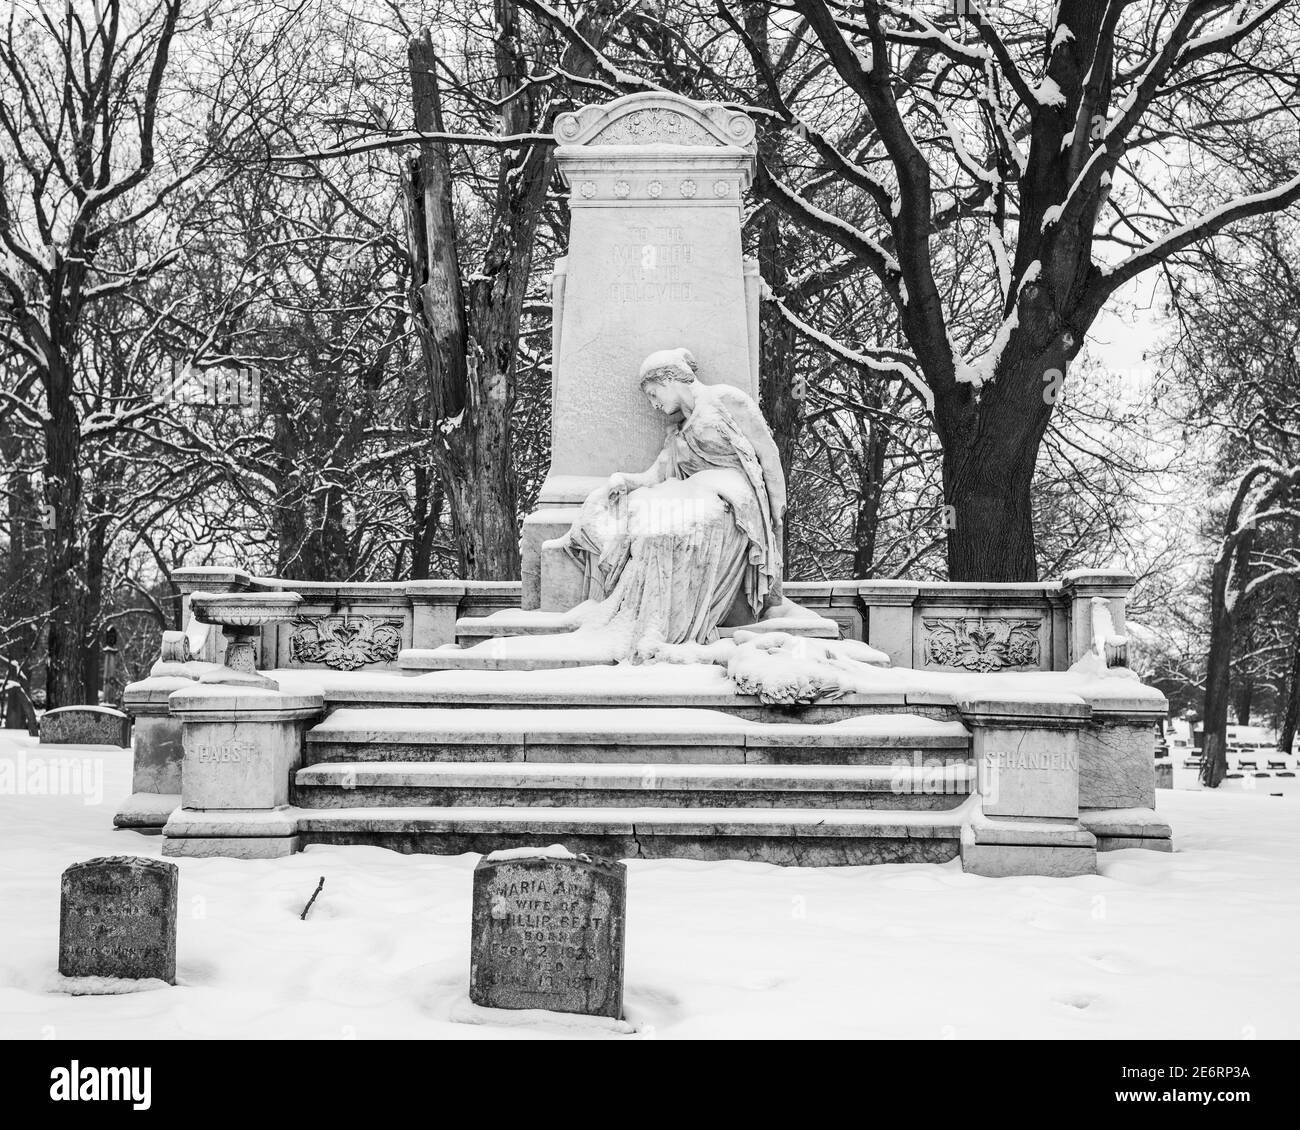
470 847 625 1019
40 705 131 748
59 856 178 984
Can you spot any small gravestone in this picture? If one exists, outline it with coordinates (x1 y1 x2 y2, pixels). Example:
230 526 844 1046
470 846 625 1019
40 705 131 748
59 857 177 984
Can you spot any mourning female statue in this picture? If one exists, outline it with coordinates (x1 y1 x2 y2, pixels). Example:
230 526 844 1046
556 347 803 657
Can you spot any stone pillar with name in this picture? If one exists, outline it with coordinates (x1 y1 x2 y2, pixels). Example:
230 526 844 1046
161 685 323 858
522 92 761 610
958 696 1098 877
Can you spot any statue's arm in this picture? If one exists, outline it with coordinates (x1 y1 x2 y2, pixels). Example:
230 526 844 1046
609 444 671 497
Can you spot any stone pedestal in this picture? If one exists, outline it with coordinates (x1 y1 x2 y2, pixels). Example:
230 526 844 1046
524 92 761 610
1076 683 1166 813
958 696 1096 877
113 677 192 830
1062 568 1135 664
860 583 918 669
172 567 251 663
162 686 322 858
407 581 467 649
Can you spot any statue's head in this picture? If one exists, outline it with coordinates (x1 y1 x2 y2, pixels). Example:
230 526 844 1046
638 347 698 415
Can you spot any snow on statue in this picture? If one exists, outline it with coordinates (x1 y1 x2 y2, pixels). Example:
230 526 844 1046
558 346 791 649
551 347 891 698
437 347 891 700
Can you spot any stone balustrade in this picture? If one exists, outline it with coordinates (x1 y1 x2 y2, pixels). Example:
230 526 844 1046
166 566 1135 677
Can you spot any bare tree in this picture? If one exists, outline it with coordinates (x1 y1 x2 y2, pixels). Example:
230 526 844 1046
1163 216 1300 784
400 1 622 578
520 0 1300 580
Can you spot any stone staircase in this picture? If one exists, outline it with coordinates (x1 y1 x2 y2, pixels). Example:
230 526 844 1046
289 705 977 864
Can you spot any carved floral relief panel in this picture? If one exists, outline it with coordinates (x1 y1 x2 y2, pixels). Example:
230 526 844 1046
288 614 404 671
921 615 1044 672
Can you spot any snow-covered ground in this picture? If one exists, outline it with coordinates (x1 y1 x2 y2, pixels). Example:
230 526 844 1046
2 731 1297 1039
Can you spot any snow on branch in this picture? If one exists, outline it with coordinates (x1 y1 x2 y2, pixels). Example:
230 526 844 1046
953 261 1040 388
1096 171 1300 296
763 171 902 281
770 295 933 412
271 130 556 163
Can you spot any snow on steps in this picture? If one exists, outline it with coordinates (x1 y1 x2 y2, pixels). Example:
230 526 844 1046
293 760 975 810
305 707 973 766
291 707 976 860
291 797 977 865
317 664 951 722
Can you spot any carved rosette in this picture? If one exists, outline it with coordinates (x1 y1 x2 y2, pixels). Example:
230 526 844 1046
922 616 1043 672
290 615 404 671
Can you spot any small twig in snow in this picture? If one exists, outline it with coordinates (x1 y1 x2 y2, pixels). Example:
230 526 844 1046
300 877 325 921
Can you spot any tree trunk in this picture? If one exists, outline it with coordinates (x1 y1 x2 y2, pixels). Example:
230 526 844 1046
1201 556 1239 789
405 29 520 580
1 419 42 725
938 420 1040 581
1233 672 1252 726
409 465 441 580
851 389 887 577
747 4 802 487
1280 624 1300 756
44 354 87 707
931 311 1069 581
83 498 108 703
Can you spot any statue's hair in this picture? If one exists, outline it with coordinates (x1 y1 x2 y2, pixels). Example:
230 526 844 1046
638 347 698 389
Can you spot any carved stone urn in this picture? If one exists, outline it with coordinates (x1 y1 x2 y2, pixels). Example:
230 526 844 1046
189 591 303 691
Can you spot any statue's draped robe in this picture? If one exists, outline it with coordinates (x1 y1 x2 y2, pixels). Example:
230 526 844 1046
565 390 781 650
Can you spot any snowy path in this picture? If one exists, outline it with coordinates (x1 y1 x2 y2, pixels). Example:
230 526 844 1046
1 732 1296 1039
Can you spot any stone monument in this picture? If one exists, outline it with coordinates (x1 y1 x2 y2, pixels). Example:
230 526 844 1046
469 847 626 1019
523 92 763 611
59 856 178 984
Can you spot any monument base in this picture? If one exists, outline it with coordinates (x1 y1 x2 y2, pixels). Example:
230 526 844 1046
961 818 1099 878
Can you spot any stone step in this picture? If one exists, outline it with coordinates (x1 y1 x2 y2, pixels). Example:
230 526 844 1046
401 635 620 672
454 610 576 642
453 609 841 645
293 761 975 810
305 707 973 766
292 800 975 865
320 664 953 724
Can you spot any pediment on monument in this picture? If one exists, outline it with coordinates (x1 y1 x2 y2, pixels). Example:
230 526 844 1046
554 92 756 149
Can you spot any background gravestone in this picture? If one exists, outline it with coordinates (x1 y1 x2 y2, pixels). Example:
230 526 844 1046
59 856 178 984
40 705 131 748
470 849 625 1019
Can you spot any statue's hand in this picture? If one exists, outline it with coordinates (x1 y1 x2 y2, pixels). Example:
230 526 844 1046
607 472 630 501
